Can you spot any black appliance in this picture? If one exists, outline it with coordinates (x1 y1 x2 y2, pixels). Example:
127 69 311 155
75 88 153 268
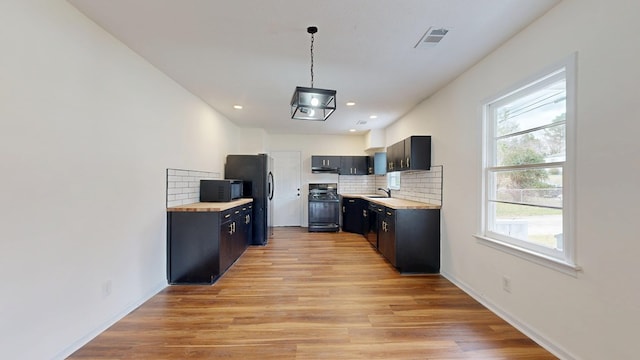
224 154 274 245
366 202 383 248
308 183 340 232
199 179 243 202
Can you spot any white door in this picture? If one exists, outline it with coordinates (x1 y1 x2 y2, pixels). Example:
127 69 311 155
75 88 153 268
271 151 302 226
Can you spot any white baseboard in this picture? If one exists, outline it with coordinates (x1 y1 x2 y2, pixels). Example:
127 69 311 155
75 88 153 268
53 281 167 360
440 270 578 360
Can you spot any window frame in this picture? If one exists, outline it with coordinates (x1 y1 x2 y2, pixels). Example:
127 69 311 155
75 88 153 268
476 54 580 275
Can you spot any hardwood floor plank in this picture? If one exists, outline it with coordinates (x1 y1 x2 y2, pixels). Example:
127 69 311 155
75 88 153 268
69 228 556 359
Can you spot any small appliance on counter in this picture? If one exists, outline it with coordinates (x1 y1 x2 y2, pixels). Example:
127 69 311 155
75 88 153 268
200 179 243 202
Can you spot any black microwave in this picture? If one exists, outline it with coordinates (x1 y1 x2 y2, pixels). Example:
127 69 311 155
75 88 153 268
200 179 243 202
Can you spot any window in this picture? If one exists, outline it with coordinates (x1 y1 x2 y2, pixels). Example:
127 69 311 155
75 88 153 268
387 172 400 190
479 55 577 272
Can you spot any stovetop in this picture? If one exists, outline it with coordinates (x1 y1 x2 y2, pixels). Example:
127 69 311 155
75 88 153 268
309 183 338 201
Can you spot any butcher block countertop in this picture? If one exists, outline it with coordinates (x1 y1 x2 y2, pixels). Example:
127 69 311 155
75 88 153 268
167 198 253 212
341 194 441 210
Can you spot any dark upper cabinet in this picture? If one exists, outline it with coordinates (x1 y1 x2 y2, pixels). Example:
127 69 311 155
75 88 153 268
386 136 431 172
386 142 403 172
340 156 368 175
311 155 341 170
403 135 431 171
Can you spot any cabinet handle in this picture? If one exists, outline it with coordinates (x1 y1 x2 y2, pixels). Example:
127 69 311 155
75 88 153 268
228 223 233 235
401 159 404 168
407 157 410 168
363 209 367 217
224 214 231 219
342 206 345 213
386 211 392 216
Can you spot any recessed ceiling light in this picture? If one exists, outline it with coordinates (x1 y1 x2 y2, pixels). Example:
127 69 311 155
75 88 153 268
346 102 356 106
233 105 243 110
349 129 356 132
369 115 377 119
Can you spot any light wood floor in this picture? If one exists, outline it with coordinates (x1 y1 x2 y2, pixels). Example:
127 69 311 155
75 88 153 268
70 227 556 359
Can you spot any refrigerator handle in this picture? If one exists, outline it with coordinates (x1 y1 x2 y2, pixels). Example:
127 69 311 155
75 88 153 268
268 171 274 200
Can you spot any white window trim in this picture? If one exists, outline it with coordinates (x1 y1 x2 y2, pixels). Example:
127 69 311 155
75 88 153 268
476 53 580 276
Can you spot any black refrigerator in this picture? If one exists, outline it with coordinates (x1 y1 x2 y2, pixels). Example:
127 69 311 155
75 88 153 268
224 154 274 245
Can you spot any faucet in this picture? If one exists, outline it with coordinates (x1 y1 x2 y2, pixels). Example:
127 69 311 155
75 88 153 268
377 187 391 198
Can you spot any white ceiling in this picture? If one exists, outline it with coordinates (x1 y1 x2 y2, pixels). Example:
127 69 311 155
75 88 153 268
68 0 560 135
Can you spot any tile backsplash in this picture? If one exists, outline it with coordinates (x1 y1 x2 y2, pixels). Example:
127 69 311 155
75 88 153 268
338 165 443 206
166 168 220 208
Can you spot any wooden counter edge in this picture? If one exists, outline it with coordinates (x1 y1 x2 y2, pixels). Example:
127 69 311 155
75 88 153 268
167 198 253 212
340 194 441 210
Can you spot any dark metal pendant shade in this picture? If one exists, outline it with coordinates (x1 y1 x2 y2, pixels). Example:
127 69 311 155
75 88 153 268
291 86 336 121
291 26 336 121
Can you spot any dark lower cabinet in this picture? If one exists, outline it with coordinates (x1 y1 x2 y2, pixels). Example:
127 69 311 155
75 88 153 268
167 203 251 284
341 197 441 274
379 207 440 273
341 197 367 234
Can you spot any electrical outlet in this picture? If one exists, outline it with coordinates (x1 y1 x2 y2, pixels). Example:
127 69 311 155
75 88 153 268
102 280 112 298
502 276 511 293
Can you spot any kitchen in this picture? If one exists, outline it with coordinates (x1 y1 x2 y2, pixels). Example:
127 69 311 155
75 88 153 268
2 1 639 360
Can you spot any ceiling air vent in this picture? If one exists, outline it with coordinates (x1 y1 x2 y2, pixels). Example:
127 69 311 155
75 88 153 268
415 27 449 48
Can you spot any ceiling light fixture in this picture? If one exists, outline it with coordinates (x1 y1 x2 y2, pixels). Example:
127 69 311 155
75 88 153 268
233 105 243 110
291 26 336 121
346 102 356 106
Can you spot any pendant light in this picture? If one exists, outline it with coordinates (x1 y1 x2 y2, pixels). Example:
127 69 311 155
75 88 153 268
290 26 336 121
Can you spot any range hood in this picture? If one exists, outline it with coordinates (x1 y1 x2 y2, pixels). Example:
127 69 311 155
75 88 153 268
311 166 340 174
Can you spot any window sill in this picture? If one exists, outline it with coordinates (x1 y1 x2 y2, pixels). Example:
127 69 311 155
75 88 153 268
473 234 581 277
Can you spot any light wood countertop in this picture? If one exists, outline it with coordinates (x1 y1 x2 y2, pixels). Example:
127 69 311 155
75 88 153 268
340 194 441 210
167 198 253 212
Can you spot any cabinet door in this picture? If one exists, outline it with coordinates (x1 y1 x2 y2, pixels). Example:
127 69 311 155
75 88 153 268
373 152 387 175
386 142 404 172
378 209 396 266
405 135 431 171
219 218 235 273
352 156 368 175
342 198 365 233
339 157 353 175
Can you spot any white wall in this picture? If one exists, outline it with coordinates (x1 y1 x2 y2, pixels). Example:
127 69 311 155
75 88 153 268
386 0 640 359
268 134 366 226
0 1 241 358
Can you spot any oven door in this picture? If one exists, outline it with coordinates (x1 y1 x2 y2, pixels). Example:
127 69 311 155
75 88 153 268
308 200 340 232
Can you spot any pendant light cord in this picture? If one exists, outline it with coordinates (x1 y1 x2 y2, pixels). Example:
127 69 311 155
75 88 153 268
310 32 315 88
